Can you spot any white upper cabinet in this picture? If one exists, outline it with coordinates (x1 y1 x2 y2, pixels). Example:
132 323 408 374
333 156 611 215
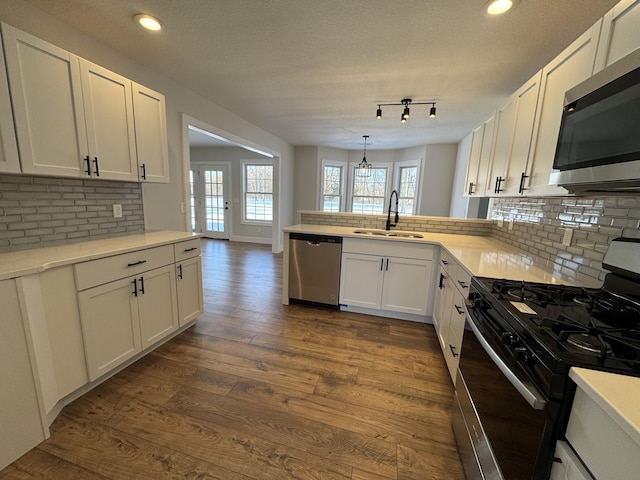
2 23 89 177
0 37 20 174
80 60 138 181
487 72 542 196
524 21 601 196
595 0 640 71
2 23 169 183
464 115 495 197
132 83 170 183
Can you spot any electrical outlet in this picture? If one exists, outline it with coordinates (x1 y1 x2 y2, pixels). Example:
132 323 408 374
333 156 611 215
497 217 504 228
562 228 573 246
508 219 514 230
180 202 186 214
112 204 122 218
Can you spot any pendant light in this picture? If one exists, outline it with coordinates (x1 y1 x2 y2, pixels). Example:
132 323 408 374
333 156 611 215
356 135 372 177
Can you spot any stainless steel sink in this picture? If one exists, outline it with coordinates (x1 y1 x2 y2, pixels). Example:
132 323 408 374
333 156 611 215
352 229 423 239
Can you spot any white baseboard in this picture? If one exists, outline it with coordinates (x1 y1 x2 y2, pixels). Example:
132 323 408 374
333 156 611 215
229 235 272 245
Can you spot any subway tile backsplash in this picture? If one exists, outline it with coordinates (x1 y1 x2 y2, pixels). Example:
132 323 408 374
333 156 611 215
0 174 144 252
300 211 493 236
490 196 640 284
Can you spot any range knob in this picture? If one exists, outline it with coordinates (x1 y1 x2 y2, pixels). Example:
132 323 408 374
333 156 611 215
514 346 532 364
501 332 518 346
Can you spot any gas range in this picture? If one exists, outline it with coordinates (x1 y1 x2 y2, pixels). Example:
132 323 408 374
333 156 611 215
473 277 640 377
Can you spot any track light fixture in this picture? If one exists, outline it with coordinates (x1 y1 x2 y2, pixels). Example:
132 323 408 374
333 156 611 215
356 135 372 177
376 98 437 123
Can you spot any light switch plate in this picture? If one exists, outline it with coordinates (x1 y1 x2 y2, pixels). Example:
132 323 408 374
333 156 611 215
113 204 122 218
497 217 504 228
562 228 573 246
508 219 514 230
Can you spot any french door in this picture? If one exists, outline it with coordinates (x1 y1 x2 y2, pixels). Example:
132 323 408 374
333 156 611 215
190 165 230 239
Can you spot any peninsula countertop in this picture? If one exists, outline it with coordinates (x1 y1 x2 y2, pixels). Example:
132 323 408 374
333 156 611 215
283 224 602 288
0 231 200 281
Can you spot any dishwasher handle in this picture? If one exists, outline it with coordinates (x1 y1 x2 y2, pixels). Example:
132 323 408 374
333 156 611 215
289 232 343 244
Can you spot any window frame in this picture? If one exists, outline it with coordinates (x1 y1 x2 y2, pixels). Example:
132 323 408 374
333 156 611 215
393 159 422 216
347 161 393 215
319 159 347 212
242 160 273 225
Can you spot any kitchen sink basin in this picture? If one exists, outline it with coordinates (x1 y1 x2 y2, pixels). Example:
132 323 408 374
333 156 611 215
352 229 423 239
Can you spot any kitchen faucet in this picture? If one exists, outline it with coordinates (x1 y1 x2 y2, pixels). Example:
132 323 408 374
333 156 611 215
385 190 399 230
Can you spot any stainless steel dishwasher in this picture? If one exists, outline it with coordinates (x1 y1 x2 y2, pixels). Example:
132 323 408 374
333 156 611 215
288 233 342 307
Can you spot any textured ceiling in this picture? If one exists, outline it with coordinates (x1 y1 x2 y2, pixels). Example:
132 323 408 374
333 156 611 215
21 0 620 150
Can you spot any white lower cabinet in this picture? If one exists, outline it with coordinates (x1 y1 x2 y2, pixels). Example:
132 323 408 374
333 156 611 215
432 249 471 383
339 238 434 317
550 441 594 480
176 256 205 326
0 279 46 471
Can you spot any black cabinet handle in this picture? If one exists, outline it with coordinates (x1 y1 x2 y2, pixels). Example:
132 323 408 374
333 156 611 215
184 247 198 252
132 278 138 297
93 157 100 176
439 273 446 289
458 280 468 289
385 258 389 271
442 260 449 265
468 182 475 195
449 345 459 358
141 163 146 180
127 260 147 267
139 276 145 294
178 264 183 280
518 172 529 194
84 155 92 176
380 258 384 271
494 176 504 194
455 304 464 315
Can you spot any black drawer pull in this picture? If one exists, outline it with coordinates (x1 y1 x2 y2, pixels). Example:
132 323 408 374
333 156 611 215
132 278 138 297
139 276 145 294
178 264 183 280
127 260 147 267
455 304 464 315
449 345 459 358
439 273 446 289
184 247 198 252
442 260 449 265
458 280 468 289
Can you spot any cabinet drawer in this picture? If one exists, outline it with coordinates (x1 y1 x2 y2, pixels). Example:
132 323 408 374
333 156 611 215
75 245 174 290
455 268 471 295
174 238 201 262
440 249 456 269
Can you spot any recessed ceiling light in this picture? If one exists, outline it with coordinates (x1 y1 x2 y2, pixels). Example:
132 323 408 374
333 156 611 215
485 0 517 15
134 13 163 31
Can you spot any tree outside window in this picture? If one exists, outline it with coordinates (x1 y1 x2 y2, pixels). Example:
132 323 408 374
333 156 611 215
397 165 418 215
322 165 343 212
351 166 388 214
244 163 273 223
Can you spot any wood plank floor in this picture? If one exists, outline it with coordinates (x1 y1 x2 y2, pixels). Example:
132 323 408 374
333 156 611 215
1 239 465 480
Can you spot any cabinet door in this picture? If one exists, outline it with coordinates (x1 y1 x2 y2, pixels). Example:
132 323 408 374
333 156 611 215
78 277 141 381
444 289 466 383
525 23 601 196
177 256 204 326
0 37 20 173
339 253 384 309
432 265 449 334
80 60 137 181
595 0 640 71
0 279 46 471
486 98 517 196
137 265 179 349
132 83 170 183
502 72 543 196
381 257 432 316
464 124 484 196
2 24 87 177
476 114 496 196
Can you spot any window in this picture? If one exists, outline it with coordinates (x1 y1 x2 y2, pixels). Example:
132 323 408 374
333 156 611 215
320 160 346 212
189 170 196 231
243 162 273 223
395 160 421 215
350 164 392 214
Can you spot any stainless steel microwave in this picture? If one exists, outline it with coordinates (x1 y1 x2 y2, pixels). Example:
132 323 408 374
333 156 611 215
550 48 640 193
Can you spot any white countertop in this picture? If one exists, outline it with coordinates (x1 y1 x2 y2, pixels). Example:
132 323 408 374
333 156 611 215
0 231 200 281
283 224 602 287
570 367 640 447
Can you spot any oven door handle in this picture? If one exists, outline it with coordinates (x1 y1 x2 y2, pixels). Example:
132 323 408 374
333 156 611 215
463 303 547 410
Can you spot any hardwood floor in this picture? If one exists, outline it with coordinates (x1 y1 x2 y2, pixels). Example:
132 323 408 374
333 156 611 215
1 239 465 480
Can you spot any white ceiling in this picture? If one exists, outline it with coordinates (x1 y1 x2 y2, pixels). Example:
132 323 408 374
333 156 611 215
23 0 620 150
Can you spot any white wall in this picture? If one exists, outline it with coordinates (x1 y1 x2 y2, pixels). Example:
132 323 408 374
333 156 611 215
293 146 320 218
418 144 457 217
1 1 295 248
190 147 272 242
450 134 472 218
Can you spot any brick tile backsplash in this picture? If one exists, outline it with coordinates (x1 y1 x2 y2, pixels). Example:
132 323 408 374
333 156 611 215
0 174 144 252
490 196 640 284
